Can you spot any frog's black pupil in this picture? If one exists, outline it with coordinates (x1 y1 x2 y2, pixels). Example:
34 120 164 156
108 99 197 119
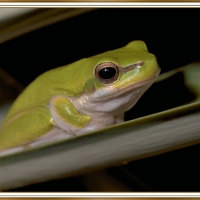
99 67 116 79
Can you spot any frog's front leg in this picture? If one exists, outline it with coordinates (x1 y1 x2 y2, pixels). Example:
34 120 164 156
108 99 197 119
50 96 91 135
50 95 118 136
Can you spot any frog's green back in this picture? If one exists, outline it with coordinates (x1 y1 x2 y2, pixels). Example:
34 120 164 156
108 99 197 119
3 58 94 121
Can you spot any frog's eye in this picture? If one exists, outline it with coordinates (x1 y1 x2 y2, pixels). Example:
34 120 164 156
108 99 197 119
95 62 119 84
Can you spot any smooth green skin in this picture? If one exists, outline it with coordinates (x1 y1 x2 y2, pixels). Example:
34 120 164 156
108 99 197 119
0 40 159 151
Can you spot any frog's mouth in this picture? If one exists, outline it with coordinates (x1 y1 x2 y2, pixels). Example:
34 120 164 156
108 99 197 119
91 67 160 102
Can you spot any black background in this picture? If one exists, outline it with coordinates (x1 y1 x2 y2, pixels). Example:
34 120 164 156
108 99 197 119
1 8 199 85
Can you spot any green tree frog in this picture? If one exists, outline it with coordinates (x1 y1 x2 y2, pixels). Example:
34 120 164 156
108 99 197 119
0 40 160 156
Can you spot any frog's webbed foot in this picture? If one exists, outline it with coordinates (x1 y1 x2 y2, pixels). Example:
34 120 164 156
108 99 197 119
23 143 31 150
115 114 125 124
74 115 116 136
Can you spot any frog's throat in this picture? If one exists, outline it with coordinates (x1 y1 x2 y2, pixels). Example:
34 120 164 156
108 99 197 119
118 61 144 73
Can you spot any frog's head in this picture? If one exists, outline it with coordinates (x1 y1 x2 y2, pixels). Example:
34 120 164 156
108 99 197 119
78 40 160 115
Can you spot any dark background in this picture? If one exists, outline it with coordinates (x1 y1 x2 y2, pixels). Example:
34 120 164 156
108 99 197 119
1 8 199 85
1 8 200 191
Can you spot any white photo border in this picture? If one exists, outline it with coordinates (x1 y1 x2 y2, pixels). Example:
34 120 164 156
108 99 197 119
0 3 200 197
